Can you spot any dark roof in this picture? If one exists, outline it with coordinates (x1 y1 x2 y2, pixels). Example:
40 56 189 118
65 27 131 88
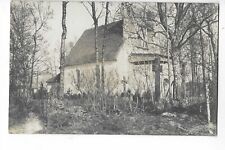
65 20 124 66
46 74 60 84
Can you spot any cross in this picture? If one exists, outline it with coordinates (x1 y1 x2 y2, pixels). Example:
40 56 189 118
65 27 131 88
121 76 128 92
152 57 162 102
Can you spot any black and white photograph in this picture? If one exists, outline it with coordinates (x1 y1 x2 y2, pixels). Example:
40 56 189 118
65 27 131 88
8 0 219 136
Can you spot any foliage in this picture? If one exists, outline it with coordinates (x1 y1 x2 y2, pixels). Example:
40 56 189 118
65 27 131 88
10 1 53 121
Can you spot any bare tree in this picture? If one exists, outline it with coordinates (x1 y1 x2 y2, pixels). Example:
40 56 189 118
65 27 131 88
101 2 109 91
157 3 216 100
119 2 218 105
29 2 53 96
10 1 33 104
197 4 218 126
83 1 104 90
9 1 53 122
59 1 69 98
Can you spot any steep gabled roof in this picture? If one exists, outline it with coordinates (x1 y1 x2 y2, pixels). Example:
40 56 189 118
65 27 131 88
65 20 124 66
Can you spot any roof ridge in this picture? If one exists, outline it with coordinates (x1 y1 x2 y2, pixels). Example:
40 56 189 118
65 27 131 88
65 20 124 66
82 20 123 33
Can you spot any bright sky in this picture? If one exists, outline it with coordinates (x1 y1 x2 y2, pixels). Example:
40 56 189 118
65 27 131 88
45 1 113 52
41 1 120 73
41 1 105 72
34 1 121 74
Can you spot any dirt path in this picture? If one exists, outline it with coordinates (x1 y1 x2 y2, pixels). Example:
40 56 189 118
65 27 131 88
9 113 44 134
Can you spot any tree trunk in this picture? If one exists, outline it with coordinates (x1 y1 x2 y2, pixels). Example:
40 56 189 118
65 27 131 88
102 2 109 112
206 21 217 86
200 29 211 124
171 49 177 100
29 33 37 98
95 24 100 90
59 1 68 98
154 57 161 102
101 2 109 91
165 3 171 100
91 2 100 90
181 62 186 99
190 42 196 97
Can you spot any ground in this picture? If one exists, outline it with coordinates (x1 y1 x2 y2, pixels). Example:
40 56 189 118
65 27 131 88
9 111 216 135
46 111 216 135
9 113 44 134
9 98 216 135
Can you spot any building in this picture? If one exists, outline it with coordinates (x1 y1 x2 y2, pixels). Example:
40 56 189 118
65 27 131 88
46 73 60 97
32 69 53 93
63 18 171 97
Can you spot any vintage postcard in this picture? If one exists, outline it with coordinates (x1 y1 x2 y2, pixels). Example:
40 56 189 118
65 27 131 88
9 0 218 135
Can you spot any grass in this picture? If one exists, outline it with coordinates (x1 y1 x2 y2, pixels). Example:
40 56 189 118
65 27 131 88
9 97 217 135
46 98 216 135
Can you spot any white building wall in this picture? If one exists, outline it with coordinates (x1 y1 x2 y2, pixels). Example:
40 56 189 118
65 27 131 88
64 40 134 95
127 62 172 98
64 53 172 98
64 61 123 94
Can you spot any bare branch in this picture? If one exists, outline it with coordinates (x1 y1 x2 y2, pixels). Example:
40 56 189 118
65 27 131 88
178 13 215 48
82 2 92 17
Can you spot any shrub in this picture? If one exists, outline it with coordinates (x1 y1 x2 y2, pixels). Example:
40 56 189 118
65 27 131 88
48 110 72 129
